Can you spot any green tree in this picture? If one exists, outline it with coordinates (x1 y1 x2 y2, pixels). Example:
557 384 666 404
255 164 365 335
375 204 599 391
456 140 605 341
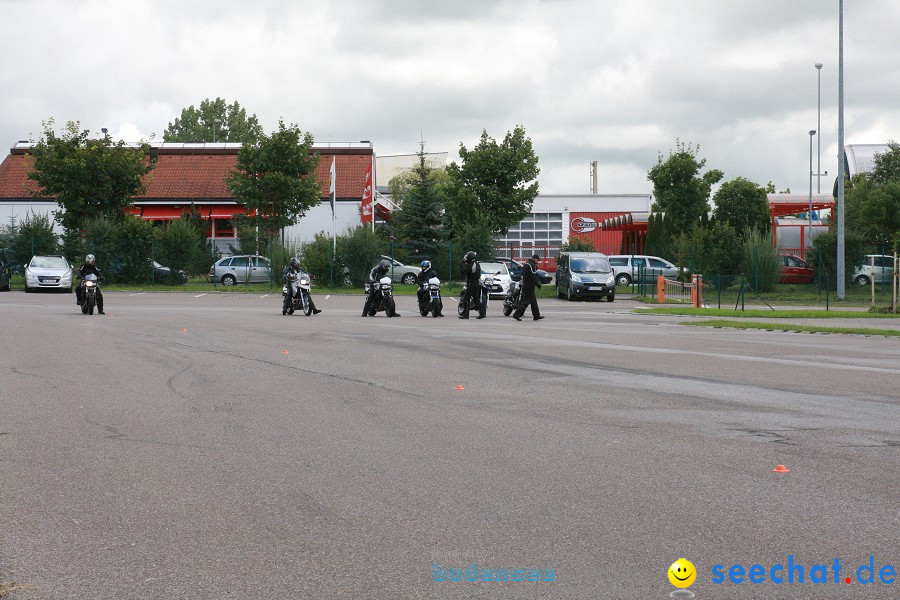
336 225 389 287
675 221 742 284
445 125 540 241
647 140 723 235
645 213 674 262
390 145 448 262
226 120 321 244
12 212 58 266
860 182 900 246
712 177 770 233
869 140 900 186
27 120 154 232
163 97 263 143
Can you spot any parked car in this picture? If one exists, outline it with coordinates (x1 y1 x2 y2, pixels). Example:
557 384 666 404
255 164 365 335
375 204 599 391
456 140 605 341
779 254 815 284
378 255 420 285
496 257 552 284
851 255 895 286
208 255 272 285
24 255 74 292
0 249 11 291
607 255 681 286
556 252 616 301
108 258 186 283
478 261 513 298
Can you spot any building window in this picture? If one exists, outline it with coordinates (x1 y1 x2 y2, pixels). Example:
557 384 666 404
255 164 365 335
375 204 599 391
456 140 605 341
499 212 563 247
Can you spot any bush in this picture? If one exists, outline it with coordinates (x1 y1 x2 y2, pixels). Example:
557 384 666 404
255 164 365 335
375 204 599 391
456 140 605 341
79 215 155 283
269 239 304 286
675 221 742 286
807 229 868 288
337 226 388 287
155 219 203 283
12 212 58 265
300 232 335 284
561 235 595 252
740 228 782 292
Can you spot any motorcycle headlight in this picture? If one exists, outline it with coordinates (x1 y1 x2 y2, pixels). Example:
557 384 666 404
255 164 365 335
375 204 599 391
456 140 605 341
84 281 94 287
300 279 309 285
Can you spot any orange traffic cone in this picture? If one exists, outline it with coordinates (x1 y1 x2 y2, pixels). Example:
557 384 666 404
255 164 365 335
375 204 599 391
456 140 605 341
281 350 290 355
772 464 790 473
455 385 465 390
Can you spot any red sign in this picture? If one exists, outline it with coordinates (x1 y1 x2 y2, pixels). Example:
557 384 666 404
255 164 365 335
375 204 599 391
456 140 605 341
361 162 373 224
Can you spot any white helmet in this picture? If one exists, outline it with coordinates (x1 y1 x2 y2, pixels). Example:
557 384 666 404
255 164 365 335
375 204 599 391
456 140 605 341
85 254 96 266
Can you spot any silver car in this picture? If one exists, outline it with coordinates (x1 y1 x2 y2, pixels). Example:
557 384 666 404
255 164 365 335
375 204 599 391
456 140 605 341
852 255 895 286
25 255 74 292
607 255 681 285
378 255 420 285
208 255 272 285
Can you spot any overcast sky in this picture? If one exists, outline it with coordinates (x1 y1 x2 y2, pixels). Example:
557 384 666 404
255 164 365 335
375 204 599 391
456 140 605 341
2 0 898 198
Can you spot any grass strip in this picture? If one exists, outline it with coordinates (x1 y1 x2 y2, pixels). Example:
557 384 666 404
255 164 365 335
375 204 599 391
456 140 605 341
680 319 900 337
641 307 900 319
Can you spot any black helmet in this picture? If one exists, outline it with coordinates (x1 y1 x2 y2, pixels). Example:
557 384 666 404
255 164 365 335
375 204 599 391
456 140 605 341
379 259 391 272
420 260 431 271
85 254 95 266
464 251 477 262
289 257 300 269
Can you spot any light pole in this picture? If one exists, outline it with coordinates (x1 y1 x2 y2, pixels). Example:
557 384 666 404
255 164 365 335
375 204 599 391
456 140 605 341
213 118 222 143
815 62 823 192
837 0 845 298
809 129 816 252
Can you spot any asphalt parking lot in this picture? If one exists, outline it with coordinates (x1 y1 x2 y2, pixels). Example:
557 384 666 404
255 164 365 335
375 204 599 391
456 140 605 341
1 290 898 599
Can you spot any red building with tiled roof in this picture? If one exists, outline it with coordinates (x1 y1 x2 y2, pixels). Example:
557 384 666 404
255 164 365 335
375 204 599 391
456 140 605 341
0 142 375 248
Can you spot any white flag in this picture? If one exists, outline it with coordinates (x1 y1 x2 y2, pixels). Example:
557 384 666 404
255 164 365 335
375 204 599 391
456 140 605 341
329 157 336 215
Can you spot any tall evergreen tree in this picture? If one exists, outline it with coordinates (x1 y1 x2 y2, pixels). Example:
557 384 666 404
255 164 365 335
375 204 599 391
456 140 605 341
390 143 448 261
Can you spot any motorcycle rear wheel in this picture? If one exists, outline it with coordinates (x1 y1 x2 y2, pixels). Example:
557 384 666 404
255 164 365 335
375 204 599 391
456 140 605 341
457 300 466 316
503 303 513 316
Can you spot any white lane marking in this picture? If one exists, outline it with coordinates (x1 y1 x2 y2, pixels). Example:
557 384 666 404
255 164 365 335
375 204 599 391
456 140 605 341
325 295 331 300
129 292 145 296
260 294 269 299
194 293 207 298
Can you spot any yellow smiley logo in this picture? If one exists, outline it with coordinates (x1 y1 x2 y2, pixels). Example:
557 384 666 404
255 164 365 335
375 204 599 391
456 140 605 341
668 558 697 588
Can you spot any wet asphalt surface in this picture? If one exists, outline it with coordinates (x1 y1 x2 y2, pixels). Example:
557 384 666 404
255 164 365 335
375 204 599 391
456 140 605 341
1 290 898 599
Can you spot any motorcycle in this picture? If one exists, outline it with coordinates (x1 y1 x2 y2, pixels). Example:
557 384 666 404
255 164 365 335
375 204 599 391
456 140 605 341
365 275 397 317
282 270 314 316
418 276 443 317
503 279 522 317
457 272 498 317
80 273 101 315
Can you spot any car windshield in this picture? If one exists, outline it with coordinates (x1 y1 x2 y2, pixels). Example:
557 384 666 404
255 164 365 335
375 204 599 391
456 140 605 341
571 257 611 273
31 256 68 269
480 262 509 275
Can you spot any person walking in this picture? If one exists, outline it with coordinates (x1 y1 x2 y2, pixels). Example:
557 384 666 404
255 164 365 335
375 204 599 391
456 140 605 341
513 253 544 321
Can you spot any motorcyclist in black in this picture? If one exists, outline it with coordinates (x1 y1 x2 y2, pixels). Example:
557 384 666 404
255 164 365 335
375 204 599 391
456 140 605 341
362 259 400 317
459 250 484 319
513 253 544 321
416 260 443 316
75 253 104 314
282 257 321 315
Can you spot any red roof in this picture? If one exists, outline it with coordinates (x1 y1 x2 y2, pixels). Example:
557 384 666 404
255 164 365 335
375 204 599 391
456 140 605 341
0 146 373 201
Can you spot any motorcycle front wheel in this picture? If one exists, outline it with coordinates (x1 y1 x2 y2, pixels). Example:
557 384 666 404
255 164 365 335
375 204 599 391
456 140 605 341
432 299 443 317
302 291 313 316
86 295 95 315
385 296 396 317
503 302 513 317
457 300 466 316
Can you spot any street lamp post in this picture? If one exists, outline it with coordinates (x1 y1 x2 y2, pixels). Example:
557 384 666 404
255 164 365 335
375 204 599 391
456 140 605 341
815 63 823 193
809 129 816 252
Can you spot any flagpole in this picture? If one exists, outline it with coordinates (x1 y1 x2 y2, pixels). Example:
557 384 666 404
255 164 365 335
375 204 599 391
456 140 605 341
330 156 337 275
371 152 376 233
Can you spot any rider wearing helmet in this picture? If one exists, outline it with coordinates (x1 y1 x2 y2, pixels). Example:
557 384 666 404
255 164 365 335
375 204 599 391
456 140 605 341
75 254 105 314
416 259 440 313
282 257 321 316
459 250 484 319
362 259 400 317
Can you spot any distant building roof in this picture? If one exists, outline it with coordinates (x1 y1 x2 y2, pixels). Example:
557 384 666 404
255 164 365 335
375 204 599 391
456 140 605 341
844 144 891 178
0 142 373 202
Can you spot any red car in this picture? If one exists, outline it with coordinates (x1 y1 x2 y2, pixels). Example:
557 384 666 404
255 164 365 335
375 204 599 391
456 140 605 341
779 254 815 284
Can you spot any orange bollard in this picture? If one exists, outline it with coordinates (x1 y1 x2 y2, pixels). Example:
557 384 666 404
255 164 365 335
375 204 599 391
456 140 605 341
657 275 666 303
